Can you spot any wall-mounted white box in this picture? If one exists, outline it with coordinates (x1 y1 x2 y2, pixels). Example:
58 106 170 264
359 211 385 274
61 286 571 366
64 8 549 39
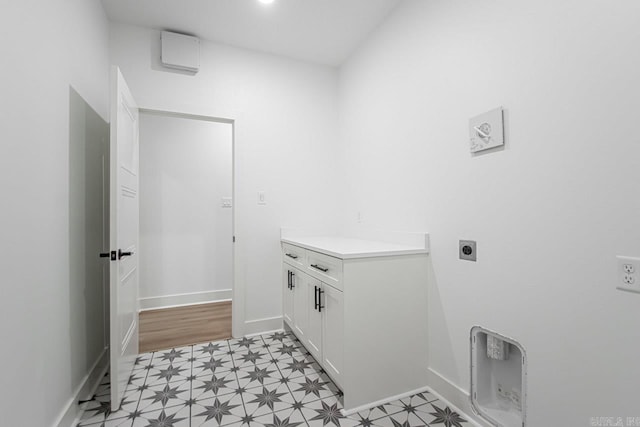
471 326 527 427
469 107 504 153
161 31 200 73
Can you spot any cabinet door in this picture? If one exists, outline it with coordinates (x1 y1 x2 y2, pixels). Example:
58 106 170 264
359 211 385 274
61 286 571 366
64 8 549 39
283 265 295 327
306 277 323 362
322 284 344 388
293 270 309 341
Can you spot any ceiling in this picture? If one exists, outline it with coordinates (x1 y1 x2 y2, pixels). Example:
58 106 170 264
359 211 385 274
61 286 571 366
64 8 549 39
101 0 401 67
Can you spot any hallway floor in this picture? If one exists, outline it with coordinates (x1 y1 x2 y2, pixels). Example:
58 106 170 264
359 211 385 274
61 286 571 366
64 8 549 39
78 331 467 427
139 301 232 353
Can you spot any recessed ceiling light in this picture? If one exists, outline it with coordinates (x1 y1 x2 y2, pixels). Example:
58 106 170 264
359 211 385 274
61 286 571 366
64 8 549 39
258 0 275 4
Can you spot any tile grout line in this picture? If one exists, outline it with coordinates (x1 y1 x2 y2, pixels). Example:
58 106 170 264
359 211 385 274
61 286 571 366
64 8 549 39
228 337 250 425
188 344 193 427
130 350 154 425
263 334 309 426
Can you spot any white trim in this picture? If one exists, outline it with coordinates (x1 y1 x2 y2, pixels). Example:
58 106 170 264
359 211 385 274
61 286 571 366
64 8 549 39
243 316 283 336
139 289 232 311
52 348 109 427
245 328 284 339
341 385 432 416
134 106 244 339
427 367 491 427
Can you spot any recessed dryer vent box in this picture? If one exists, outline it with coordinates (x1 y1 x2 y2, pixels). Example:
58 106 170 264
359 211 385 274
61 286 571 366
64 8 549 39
161 31 200 73
471 326 527 427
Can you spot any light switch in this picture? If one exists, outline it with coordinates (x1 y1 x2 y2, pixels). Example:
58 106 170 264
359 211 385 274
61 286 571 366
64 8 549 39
258 191 266 205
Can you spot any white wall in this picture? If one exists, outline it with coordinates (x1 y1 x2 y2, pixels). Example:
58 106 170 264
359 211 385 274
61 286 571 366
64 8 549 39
0 1 110 426
109 22 342 332
339 0 640 424
139 114 233 306
68 86 110 401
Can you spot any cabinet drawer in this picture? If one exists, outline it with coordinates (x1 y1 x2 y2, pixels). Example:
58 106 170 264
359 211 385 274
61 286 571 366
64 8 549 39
283 243 306 268
306 250 343 291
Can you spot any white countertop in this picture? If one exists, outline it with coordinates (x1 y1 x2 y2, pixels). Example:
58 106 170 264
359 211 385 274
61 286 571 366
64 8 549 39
281 236 429 259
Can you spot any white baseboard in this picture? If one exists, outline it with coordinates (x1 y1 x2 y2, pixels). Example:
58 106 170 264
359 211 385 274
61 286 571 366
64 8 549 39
427 367 489 427
53 347 109 427
342 385 432 416
139 289 232 311
244 328 284 339
243 316 283 336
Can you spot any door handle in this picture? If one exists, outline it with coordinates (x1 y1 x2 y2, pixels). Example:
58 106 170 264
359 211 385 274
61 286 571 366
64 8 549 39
310 264 328 273
290 272 295 289
314 285 318 310
318 288 325 313
118 249 133 260
100 251 116 261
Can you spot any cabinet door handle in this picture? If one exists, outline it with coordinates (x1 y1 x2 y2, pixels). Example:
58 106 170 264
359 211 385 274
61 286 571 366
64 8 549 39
290 272 295 289
285 253 298 259
314 285 319 310
318 288 325 313
287 271 291 289
310 264 329 273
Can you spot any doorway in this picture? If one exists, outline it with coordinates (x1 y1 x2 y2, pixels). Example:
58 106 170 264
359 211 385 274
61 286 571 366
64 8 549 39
137 110 234 351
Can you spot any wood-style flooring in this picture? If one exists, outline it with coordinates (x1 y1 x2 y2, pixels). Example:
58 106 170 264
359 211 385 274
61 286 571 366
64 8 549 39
138 301 232 353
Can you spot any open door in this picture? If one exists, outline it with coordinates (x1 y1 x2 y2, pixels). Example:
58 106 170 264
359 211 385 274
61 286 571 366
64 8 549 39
109 66 140 411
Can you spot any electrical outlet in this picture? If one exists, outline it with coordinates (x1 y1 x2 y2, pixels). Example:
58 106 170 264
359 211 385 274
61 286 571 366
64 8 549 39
617 256 640 294
459 240 477 262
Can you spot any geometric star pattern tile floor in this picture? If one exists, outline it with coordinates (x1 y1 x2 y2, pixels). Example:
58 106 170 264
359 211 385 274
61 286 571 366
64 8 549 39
78 331 467 427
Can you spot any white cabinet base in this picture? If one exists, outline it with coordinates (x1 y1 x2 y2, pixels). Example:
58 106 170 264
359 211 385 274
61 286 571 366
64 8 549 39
282 234 429 413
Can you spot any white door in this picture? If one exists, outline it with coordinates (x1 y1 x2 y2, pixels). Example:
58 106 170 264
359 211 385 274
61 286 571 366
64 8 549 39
322 284 343 388
306 278 323 362
109 66 140 411
283 266 295 326
293 272 309 340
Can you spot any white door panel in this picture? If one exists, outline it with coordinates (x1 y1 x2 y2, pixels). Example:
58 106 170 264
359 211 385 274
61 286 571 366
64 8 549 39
306 277 323 362
293 273 309 340
322 284 343 388
283 266 295 326
109 66 140 411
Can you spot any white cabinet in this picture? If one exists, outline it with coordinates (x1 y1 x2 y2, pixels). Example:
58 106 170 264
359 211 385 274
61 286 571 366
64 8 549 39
306 276 324 362
281 234 429 413
282 265 295 326
282 259 343 387
292 268 309 341
321 282 344 386
283 242 306 269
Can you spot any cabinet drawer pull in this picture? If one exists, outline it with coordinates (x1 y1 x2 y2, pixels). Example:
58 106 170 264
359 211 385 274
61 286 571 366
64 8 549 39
285 253 298 259
310 264 329 272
